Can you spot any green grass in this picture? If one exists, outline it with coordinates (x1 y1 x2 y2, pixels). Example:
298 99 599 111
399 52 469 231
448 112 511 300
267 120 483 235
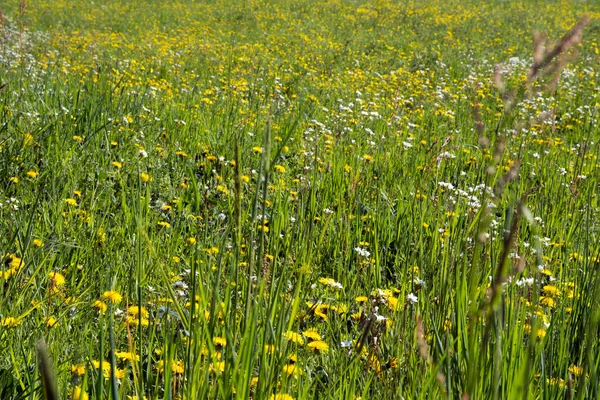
0 0 599 399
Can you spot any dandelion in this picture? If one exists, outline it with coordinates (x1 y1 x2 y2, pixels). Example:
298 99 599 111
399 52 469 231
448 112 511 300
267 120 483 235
49 271 66 287
65 198 78 206
186 237 197 245
274 164 286 173
285 331 304 345
172 360 185 374
33 239 43 247
387 296 399 310
1 317 21 328
71 364 85 375
157 221 171 228
213 336 227 348
252 146 263 154
307 340 329 353
7 255 23 271
210 361 225 373
92 360 111 371
355 296 368 303
27 170 39 178
302 328 321 341
283 363 301 376
72 386 89 400
112 161 123 169
140 173 151 182
126 315 149 326
128 306 149 318
540 297 555 308
101 290 122 304
543 285 561 296
264 344 275 354
46 316 59 327
156 359 185 374
568 365 584 376
116 351 140 362
73 136 84 142
318 277 343 290
270 395 294 400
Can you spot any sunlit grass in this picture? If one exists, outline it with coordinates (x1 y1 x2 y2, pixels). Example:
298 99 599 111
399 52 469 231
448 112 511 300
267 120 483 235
0 0 599 399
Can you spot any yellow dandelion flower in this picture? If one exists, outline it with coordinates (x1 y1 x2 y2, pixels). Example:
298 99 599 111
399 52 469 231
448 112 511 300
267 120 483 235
568 365 584 376
27 170 39 178
92 360 111 371
65 198 78 206
93 300 107 313
8 255 23 270
157 221 171 228
252 146 263 154
307 340 329 353
543 285 560 296
355 296 368 303
71 364 85 376
302 328 321 341
125 316 149 326
112 161 123 169
72 386 89 400
140 173 151 182
172 360 185 374
73 136 84 142
541 296 555 308
33 239 43 247
46 316 58 327
318 277 343 289
213 337 227 347
116 351 140 362
274 165 286 173
1 317 21 328
49 272 66 287
283 363 301 376
264 344 275 354
270 394 294 400
101 291 122 304
285 331 304 345
387 296 399 310
127 306 149 318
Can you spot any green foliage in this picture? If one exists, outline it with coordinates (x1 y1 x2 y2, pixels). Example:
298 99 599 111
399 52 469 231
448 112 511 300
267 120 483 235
0 0 599 399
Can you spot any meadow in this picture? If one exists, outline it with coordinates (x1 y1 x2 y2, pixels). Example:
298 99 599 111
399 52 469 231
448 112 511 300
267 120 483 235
1 0 599 398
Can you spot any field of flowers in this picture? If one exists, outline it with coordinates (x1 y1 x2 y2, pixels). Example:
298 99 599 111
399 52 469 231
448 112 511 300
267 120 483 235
1 0 599 398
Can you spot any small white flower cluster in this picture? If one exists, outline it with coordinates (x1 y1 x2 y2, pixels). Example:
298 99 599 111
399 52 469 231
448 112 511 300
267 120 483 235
354 247 371 258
